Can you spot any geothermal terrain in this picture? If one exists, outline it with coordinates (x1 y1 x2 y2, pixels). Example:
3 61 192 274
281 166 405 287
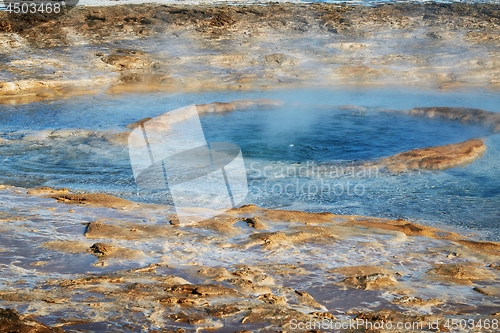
0 2 500 332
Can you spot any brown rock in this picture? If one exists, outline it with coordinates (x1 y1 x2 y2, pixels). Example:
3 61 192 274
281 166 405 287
427 262 497 285
101 49 152 69
293 290 325 310
344 217 456 239
27 187 69 196
376 138 486 173
343 273 397 290
258 293 287 305
332 265 397 290
248 231 289 250
243 217 267 230
90 242 115 256
309 312 336 320
456 239 500 256
228 278 271 294
50 193 137 209
263 53 299 66
196 99 282 114
126 117 152 129
84 220 173 240
409 107 500 133
473 286 500 296
40 240 92 254
392 296 442 307
197 267 232 281
89 242 143 259
166 283 238 297
205 304 242 318
0 308 63 333
192 284 239 297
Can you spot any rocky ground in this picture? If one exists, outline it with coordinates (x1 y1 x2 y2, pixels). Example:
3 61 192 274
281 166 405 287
0 3 499 103
0 185 499 332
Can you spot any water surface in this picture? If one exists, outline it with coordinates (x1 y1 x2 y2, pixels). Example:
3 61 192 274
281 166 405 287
0 87 499 240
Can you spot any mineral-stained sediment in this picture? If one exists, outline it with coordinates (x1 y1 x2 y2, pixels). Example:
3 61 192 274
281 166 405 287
1 186 499 331
0 308 63 333
1 3 500 103
408 107 500 133
374 138 487 173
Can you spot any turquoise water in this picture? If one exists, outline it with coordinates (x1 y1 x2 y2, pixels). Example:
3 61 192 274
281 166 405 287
0 87 499 240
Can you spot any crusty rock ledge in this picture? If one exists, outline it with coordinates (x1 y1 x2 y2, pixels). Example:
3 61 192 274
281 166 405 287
409 107 500 133
373 138 486 173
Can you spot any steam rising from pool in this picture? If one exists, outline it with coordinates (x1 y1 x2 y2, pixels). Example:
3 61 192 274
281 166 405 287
0 87 499 240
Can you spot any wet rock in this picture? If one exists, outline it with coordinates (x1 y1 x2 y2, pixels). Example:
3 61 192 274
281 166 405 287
84 220 172 240
242 304 310 326
57 275 124 288
257 263 309 277
167 311 208 325
166 283 238 297
197 267 233 281
102 131 131 145
376 138 486 173
473 286 500 296
41 240 92 254
292 290 326 310
309 311 336 321
243 217 267 230
409 107 500 133
159 296 207 306
195 99 282 114
85 220 112 238
89 242 143 259
197 216 239 234
90 242 115 256
166 284 197 294
427 262 497 285
247 231 289 250
426 31 442 39
126 117 152 129
355 309 429 327
27 187 69 196
228 278 272 294
101 49 152 69
262 207 335 223
205 304 242 318
258 293 287 305
221 266 276 290
192 284 239 297
209 13 235 27
456 239 500 257
31 261 48 267
343 273 397 290
332 265 397 290
0 308 63 333
263 53 299 66
392 296 442 307
50 193 137 209
0 292 35 302
160 276 192 286
345 217 457 239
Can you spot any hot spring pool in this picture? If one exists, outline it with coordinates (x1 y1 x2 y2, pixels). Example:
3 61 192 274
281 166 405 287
0 87 499 240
